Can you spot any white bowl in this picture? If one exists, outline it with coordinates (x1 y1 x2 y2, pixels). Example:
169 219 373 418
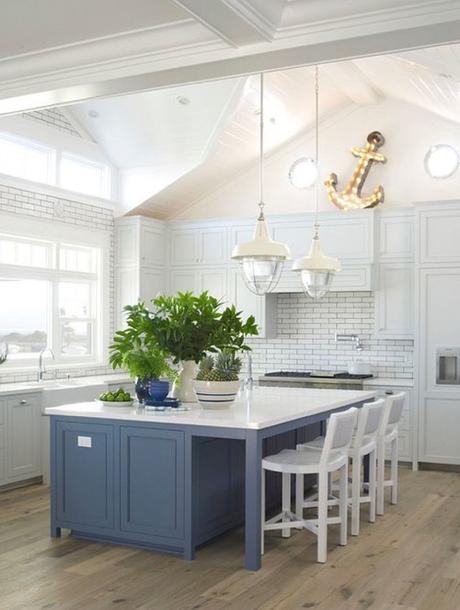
96 399 134 408
193 380 240 409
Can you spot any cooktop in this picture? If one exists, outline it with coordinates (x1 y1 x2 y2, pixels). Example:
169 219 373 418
264 371 374 380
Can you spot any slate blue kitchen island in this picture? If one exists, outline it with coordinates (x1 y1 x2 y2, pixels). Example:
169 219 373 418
45 386 375 571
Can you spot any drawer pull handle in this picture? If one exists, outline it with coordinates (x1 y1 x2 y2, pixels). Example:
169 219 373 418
19 399 27 405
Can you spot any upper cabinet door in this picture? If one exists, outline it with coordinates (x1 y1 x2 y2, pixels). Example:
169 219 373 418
198 268 228 302
377 210 414 261
418 204 460 264
375 263 414 338
199 228 227 265
170 229 198 265
139 268 165 304
140 225 165 267
169 269 197 295
116 224 137 265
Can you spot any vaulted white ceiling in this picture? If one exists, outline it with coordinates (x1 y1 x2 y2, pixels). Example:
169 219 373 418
62 42 460 218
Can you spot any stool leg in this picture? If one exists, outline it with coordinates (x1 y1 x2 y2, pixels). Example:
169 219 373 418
261 468 265 555
339 463 348 546
369 449 377 523
351 455 361 536
317 472 328 563
295 474 304 520
377 440 385 516
282 473 291 538
391 437 398 505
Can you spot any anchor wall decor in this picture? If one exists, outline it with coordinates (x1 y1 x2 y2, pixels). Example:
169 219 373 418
325 131 386 210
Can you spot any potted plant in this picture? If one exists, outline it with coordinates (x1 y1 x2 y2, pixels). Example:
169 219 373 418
194 350 242 409
149 292 258 402
109 303 175 403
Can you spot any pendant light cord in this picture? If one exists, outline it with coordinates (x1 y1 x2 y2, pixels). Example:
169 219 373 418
258 72 265 221
314 65 320 239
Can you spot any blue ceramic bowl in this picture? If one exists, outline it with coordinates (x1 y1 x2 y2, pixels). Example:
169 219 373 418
148 379 170 401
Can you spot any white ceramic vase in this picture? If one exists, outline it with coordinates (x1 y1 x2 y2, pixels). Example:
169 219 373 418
172 360 198 402
193 379 241 409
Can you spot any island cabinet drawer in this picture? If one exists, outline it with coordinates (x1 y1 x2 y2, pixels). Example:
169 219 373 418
120 427 185 543
55 421 115 530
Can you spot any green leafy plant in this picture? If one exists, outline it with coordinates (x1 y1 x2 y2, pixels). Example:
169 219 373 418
109 303 175 381
196 350 242 382
150 292 258 364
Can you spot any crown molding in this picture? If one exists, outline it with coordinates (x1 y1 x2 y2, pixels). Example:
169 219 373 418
172 0 287 45
277 0 460 43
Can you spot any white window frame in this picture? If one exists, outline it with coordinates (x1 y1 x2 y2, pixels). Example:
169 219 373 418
0 213 110 370
0 131 56 185
0 131 112 199
58 151 111 199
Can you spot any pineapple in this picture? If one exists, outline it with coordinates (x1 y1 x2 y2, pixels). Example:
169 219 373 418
196 350 242 382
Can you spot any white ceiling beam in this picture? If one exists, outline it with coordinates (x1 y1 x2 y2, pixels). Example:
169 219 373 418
0 19 459 115
172 0 287 46
324 62 380 105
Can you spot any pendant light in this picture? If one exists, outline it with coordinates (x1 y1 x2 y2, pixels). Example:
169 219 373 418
232 73 291 295
292 66 341 299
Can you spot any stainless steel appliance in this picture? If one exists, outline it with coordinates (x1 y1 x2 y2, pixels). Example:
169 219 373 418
436 347 460 385
259 370 374 390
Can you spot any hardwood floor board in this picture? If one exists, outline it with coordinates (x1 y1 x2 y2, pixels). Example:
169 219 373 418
0 470 459 610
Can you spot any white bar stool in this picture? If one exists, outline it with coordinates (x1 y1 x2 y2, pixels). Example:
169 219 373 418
297 399 386 536
261 407 358 563
377 392 406 515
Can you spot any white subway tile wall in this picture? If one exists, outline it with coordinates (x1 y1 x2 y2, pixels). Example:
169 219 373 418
22 108 82 138
248 292 413 379
0 182 115 383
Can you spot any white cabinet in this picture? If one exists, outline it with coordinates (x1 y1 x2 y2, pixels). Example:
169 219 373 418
170 226 227 266
363 384 416 468
375 263 414 338
418 202 460 264
115 216 166 329
377 209 414 261
228 268 276 338
0 392 42 488
169 267 228 302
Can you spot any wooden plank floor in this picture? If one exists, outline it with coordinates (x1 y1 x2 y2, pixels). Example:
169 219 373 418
0 469 459 610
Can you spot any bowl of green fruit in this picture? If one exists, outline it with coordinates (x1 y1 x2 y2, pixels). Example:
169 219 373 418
97 388 134 407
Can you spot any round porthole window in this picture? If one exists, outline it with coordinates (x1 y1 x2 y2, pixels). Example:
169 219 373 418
288 157 318 189
424 144 459 179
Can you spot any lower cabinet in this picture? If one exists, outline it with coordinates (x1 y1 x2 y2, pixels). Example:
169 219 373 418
120 426 184 543
0 392 42 488
55 421 115 530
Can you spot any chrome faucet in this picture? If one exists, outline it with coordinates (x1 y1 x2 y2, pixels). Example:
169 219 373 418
335 333 363 352
244 353 254 390
37 347 55 382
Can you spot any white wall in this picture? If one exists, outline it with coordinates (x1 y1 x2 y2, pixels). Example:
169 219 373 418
175 99 460 220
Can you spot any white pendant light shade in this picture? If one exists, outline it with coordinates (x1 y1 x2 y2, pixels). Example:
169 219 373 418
231 72 290 295
232 215 290 294
292 65 340 299
292 232 341 299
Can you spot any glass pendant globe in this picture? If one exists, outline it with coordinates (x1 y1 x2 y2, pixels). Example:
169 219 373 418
300 269 335 299
289 157 318 189
241 257 284 295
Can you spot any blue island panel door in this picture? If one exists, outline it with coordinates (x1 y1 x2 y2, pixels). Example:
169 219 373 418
120 426 185 542
55 421 115 530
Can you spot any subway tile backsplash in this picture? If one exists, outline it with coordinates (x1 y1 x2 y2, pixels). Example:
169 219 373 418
248 292 413 379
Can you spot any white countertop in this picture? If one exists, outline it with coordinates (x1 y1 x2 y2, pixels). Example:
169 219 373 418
0 373 133 396
44 386 376 430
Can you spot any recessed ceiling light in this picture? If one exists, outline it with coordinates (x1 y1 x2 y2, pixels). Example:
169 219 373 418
424 144 459 179
288 157 318 189
88 110 99 118
177 95 191 106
